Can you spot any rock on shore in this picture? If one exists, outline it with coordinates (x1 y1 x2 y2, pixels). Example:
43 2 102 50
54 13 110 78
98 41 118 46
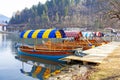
47 65 90 80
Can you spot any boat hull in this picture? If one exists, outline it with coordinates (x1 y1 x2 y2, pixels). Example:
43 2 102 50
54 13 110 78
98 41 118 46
17 48 71 63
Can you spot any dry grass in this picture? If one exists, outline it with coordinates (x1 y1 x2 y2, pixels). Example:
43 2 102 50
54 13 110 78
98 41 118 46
89 46 120 80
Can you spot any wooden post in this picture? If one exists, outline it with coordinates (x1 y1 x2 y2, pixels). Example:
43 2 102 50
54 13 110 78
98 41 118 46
111 31 113 42
111 36 113 42
22 62 24 70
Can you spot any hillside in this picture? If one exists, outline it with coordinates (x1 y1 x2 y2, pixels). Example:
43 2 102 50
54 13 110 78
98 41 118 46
9 0 120 30
0 14 9 23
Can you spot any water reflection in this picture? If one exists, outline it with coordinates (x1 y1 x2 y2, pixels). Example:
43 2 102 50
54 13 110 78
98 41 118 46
0 33 67 80
0 34 10 51
15 55 66 80
0 34 13 69
0 33 35 80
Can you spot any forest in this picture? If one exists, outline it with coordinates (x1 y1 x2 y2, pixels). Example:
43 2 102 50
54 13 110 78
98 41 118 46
9 0 120 30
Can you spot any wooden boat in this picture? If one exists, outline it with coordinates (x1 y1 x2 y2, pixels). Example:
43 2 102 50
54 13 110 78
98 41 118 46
18 45 74 62
64 31 93 50
17 29 81 62
64 31 109 50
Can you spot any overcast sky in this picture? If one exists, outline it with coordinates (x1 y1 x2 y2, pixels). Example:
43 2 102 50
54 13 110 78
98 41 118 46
0 0 47 18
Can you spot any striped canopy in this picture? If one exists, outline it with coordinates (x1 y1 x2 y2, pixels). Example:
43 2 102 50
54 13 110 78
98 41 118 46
95 32 104 37
82 32 93 38
65 31 83 38
82 32 104 38
20 29 66 38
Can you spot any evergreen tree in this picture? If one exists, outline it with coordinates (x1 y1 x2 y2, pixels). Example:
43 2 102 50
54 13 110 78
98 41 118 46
71 0 74 6
55 12 59 22
64 7 69 16
9 0 118 29
41 10 49 23
75 0 80 5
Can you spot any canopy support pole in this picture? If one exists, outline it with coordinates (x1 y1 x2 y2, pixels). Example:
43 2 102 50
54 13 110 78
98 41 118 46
22 39 24 48
34 38 38 50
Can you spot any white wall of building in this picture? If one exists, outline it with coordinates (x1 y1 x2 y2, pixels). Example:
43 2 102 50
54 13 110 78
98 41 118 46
0 26 2 31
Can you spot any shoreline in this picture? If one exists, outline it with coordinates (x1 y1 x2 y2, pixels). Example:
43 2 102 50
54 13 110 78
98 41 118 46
47 42 120 80
89 44 120 80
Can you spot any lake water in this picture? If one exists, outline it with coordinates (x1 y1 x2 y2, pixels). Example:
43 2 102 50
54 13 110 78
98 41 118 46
0 33 63 80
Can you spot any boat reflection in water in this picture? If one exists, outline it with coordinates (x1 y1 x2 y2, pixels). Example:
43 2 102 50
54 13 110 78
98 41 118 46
15 55 66 80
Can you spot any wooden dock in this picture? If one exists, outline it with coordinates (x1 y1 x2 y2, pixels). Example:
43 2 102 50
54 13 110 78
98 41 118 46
60 42 120 64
